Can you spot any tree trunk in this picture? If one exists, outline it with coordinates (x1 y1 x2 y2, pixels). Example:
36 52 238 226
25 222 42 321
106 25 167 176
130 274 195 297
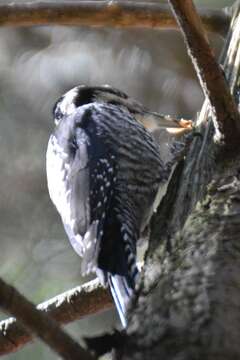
118 3 240 360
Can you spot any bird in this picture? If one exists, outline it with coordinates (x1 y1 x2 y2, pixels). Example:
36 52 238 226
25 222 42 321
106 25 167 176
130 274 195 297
46 85 191 327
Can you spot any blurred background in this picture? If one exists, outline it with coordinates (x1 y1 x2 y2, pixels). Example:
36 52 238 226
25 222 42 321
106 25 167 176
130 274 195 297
0 0 234 358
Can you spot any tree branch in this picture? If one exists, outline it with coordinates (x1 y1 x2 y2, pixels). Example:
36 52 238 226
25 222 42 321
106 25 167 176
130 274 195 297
0 1 229 36
168 0 240 150
0 278 112 356
0 277 97 359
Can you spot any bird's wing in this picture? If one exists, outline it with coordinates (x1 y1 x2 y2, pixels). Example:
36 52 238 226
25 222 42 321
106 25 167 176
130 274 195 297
46 108 117 277
80 130 117 276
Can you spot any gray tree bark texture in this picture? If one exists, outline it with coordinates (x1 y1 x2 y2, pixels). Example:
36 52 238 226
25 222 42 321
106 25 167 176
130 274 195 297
117 3 240 360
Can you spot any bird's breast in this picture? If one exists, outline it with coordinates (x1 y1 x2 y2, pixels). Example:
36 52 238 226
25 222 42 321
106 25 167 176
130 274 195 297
46 134 72 223
47 128 91 237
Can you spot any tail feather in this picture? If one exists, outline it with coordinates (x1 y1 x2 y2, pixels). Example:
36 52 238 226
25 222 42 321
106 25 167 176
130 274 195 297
97 215 139 327
108 272 138 328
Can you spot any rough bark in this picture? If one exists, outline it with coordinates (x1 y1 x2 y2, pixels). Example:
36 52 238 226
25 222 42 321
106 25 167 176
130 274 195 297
117 2 240 360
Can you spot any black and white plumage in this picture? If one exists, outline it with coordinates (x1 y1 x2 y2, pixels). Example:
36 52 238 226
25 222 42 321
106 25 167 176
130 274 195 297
46 85 185 327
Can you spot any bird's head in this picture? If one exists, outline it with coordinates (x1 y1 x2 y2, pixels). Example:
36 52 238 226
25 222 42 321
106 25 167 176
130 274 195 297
53 85 145 126
53 84 192 132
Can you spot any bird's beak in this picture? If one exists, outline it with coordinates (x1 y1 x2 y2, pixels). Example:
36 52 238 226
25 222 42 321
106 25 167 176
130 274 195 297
135 111 192 135
106 95 193 134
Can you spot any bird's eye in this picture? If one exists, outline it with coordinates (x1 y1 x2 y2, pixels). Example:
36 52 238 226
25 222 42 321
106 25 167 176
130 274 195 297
55 108 63 121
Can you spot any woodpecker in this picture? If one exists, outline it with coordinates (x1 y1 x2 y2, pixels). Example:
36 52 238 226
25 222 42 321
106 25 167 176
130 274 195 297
46 85 190 327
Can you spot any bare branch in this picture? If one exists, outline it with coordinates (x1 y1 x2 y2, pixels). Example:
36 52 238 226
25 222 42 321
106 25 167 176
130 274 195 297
0 1 229 35
0 277 96 359
168 0 240 150
0 278 112 356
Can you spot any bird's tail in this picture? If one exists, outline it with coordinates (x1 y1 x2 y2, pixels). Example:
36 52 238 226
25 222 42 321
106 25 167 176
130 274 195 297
96 218 139 327
108 271 138 328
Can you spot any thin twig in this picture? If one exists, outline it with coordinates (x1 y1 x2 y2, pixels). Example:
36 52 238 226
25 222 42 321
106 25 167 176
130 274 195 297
0 1 229 35
168 0 240 150
0 277 97 359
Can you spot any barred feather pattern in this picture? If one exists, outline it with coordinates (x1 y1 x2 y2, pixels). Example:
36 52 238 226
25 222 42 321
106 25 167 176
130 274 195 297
91 104 167 226
47 101 167 327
